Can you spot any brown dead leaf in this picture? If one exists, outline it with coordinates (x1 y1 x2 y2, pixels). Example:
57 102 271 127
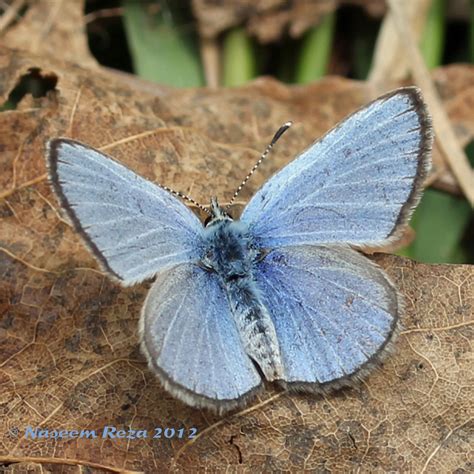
2 0 96 68
427 65 474 195
0 47 473 471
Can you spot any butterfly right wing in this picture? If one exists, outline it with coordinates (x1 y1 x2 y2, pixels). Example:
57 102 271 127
139 262 262 413
241 87 432 249
47 139 205 286
254 245 399 389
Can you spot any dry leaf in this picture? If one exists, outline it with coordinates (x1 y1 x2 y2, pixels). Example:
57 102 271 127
2 0 96 68
0 47 473 472
427 65 474 195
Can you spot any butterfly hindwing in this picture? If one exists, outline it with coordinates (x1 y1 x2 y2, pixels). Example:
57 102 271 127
254 245 399 387
241 87 432 249
47 139 205 285
139 263 262 412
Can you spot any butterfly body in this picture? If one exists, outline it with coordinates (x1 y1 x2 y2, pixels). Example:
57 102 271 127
200 209 284 380
46 87 432 413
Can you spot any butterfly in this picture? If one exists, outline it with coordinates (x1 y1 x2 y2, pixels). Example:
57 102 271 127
46 87 432 413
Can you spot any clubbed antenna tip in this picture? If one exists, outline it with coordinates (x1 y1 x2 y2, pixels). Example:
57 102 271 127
271 121 293 145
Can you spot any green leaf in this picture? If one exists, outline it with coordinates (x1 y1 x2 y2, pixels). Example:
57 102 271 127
400 189 473 263
221 27 257 87
122 1 203 87
294 13 335 83
420 0 446 69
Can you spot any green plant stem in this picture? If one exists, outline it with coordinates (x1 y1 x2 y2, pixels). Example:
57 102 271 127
221 27 257 87
420 0 446 69
295 13 335 83
122 1 203 87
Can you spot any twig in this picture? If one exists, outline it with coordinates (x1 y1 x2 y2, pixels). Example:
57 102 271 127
0 455 143 474
83 7 124 24
369 0 431 84
0 0 25 34
200 36 220 88
387 0 474 206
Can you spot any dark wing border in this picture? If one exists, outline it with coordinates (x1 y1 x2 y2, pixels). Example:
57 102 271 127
383 87 433 245
47 138 125 282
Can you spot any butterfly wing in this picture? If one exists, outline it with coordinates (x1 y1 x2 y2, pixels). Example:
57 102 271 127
254 245 399 387
47 139 205 285
241 87 432 248
139 263 262 412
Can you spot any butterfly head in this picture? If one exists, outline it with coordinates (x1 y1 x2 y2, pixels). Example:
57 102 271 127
205 196 233 227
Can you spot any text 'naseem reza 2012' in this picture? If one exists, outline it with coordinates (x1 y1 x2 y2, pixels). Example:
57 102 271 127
22 426 197 440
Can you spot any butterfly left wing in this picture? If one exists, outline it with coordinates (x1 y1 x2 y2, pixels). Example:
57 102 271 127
140 262 262 412
241 87 432 249
47 139 205 285
254 245 399 387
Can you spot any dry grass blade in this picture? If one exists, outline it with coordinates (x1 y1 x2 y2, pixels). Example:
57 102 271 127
369 0 431 84
387 0 474 206
200 36 220 88
0 0 26 33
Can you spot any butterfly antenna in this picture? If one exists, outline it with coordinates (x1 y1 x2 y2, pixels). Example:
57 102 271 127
225 121 293 211
159 184 212 216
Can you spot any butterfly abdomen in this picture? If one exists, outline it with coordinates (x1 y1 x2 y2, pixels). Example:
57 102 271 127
201 219 284 381
225 278 284 381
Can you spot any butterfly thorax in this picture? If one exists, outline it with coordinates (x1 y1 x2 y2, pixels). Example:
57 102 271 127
200 219 257 282
200 217 284 381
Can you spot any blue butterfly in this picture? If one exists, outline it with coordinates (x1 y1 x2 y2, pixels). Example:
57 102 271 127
47 87 432 413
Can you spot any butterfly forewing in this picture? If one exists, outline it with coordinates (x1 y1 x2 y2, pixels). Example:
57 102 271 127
241 87 432 249
47 139 205 285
